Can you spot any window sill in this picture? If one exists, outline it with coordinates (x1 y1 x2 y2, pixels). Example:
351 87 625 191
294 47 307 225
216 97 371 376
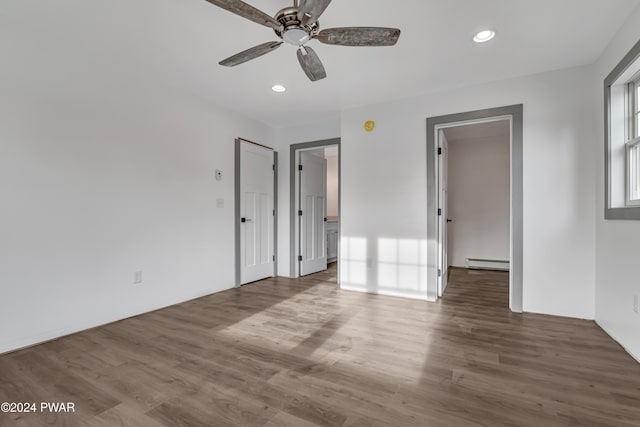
605 205 640 220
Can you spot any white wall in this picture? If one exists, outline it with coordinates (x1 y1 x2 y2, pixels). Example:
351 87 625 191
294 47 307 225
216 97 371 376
341 66 596 318
0 23 274 353
4 1 625 354
593 6 640 361
326 154 339 218
447 136 510 268
274 120 341 277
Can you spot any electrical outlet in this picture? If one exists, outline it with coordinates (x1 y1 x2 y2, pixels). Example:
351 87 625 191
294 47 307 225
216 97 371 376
634 294 639 314
133 271 143 285
216 198 224 208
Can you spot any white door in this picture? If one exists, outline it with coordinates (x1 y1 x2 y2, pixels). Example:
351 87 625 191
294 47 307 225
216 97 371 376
437 131 449 296
240 141 274 284
299 151 327 276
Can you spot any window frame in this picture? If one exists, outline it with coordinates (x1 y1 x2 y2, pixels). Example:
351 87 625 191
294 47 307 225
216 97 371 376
633 78 640 138
605 38 640 220
627 138 640 206
625 76 640 206
627 76 640 140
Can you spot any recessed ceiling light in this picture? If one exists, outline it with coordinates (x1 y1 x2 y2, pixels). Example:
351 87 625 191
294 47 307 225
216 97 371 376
473 29 496 43
271 84 286 93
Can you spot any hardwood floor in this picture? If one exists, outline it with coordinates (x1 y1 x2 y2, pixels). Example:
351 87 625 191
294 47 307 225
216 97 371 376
1 265 639 426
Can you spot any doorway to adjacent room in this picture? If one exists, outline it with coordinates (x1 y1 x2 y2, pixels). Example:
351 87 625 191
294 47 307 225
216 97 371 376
290 138 340 283
427 105 523 312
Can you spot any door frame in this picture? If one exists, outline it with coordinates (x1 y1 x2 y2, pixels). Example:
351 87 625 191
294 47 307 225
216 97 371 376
289 138 341 279
235 138 278 288
427 105 523 312
298 150 328 276
436 128 449 298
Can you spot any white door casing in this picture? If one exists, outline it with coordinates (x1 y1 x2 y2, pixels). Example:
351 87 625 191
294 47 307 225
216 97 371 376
437 130 449 296
299 151 327 276
240 141 274 284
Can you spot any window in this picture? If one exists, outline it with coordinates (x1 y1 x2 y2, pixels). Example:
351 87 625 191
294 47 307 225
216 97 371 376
629 143 640 202
605 38 640 219
626 77 640 206
634 81 640 137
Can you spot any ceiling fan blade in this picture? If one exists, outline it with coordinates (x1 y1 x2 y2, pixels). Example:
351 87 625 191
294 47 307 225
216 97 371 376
297 0 332 25
204 0 281 30
317 27 401 47
219 41 283 67
297 46 327 82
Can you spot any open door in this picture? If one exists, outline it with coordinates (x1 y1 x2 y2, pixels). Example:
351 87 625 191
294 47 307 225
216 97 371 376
299 151 327 276
437 130 449 296
239 141 275 284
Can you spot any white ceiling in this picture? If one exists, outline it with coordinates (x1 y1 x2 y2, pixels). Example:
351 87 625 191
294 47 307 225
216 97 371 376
443 119 510 144
2 0 639 127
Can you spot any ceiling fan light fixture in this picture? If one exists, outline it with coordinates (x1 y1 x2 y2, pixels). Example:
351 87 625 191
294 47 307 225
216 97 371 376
283 28 310 46
473 29 496 43
271 84 287 93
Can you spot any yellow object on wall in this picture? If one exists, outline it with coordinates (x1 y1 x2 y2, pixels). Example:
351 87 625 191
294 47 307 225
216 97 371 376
364 120 375 132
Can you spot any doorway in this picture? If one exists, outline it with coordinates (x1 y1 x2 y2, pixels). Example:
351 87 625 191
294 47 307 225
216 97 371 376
289 138 341 282
437 120 511 304
427 105 523 312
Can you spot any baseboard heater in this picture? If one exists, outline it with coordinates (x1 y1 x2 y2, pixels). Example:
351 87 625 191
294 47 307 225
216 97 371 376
465 258 510 271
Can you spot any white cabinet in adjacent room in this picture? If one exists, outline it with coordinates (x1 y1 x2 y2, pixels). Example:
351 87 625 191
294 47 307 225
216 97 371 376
326 220 339 263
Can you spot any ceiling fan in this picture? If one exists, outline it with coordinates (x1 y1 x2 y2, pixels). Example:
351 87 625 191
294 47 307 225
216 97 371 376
205 0 401 82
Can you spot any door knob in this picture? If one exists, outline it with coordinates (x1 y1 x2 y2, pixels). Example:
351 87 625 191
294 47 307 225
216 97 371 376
447 219 453 223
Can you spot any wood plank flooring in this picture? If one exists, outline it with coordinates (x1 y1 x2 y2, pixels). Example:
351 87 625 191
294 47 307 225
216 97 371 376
1 264 639 426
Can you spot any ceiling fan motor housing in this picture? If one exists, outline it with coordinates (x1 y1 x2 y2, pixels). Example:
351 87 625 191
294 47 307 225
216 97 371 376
274 7 319 46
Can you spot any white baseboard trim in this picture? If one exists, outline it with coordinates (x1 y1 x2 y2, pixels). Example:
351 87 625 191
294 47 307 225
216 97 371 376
1 329 71 355
595 320 640 364
339 285 431 301
0 286 231 355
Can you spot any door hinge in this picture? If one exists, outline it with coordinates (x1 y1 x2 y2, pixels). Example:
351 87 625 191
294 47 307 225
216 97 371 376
272 164 275 171
438 147 442 155
273 255 276 261
437 208 442 216
298 210 303 216
273 209 275 216
298 165 303 171
298 255 303 261
438 268 442 277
